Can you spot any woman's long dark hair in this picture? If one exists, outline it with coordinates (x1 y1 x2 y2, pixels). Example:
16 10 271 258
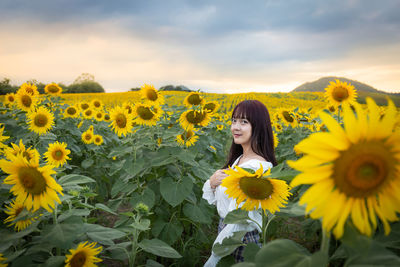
222 100 277 169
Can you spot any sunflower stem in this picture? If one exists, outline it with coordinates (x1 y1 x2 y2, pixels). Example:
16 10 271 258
320 229 330 260
53 205 61 256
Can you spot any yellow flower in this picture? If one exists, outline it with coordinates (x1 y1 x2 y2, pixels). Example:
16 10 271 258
27 106 55 135
183 92 204 107
0 153 63 212
122 101 134 114
64 105 80 118
176 128 199 147
273 131 279 148
90 98 103 110
4 139 40 163
0 253 8 267
109 106 133 137
325 79 357 106
44 141 71 167
222 165 291 213
65 241 102 267
0 124 10 152
15 91 38 112
4 93 16 106
288 98 400 238
93 135 103 146
103 113 111 122
203 101 220 114
81 130 94 144
140 84 164 106
179 109 210 129
133 103 160 127
17 82 39 96
79 101 90 111
83 108 94 120
94 111 104 121
44 83 62 95
276 108 297 127
4 199 38 232
217 124 224 131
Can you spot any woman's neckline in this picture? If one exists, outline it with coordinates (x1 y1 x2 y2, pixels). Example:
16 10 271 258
235 154 269 167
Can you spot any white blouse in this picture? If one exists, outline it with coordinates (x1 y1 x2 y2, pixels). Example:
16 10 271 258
202 155 273 267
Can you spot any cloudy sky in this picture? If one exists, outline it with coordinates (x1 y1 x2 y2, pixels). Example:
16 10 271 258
1 0 399 93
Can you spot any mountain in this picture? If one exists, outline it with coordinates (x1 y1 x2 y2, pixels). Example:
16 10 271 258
292 76 400 107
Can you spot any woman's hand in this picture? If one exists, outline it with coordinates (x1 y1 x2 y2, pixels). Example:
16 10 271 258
209 169 228 189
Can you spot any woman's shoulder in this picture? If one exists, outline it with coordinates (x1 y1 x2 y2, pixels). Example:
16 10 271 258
239 156 273 170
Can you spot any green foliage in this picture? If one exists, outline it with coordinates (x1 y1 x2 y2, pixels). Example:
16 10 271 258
65 80 105 93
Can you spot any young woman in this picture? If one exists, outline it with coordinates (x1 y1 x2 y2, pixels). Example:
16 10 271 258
202 100 277 266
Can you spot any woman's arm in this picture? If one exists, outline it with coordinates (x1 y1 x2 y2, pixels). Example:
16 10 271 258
202 169 228 205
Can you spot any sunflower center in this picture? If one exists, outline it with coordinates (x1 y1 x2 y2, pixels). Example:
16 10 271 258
137 106 155 120
21 95 32 107
104 114 110 121
186 110 205 124
9 96 15 101
333 141 395 198
282 111 294 123
70 251 87 267
18 167 47 195
85 110 92 116
146 89 158 101
47 85 60 93
96 113 102 119
52 150 64 160
332 86 349 102
188 94 202 105
81 103 89 110
204 102 216 112
184 130 194 139
239 177 273 200
34 114 48 127
67 107 77 115
115 114 127 128
95 137 101 143
94 101 101 108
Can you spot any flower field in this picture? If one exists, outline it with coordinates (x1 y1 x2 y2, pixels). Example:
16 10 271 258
1 82 400 267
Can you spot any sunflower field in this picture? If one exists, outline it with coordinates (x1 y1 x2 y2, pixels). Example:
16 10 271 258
0 81 400 267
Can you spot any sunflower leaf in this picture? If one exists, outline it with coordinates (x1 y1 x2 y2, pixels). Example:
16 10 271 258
223 209 251 225
138 238 182 258
212 231 247 257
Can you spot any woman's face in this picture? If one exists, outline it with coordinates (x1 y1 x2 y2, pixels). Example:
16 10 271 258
231 117 252 146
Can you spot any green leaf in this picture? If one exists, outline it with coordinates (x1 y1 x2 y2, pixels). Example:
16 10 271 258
58 209 91 223
160 176 193 207
277 202 306 217
43 256 65 267
223 209 251 225
84 223 126 246
213 231 247 257
138 238 182 258
58 174 96 186
123 157 146 179
131 218 151 231
146 259 164 267
183 203 212 224
243 242 261 262
42 219 84 249
130 187 155 209
81 158 94 169
95 203 117 215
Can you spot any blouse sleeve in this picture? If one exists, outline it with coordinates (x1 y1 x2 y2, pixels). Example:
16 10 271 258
202 179 217 205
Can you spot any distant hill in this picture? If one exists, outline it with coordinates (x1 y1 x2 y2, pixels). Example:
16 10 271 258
292 76 400 107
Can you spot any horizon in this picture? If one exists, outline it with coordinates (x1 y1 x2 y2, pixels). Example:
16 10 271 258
1 0 399 94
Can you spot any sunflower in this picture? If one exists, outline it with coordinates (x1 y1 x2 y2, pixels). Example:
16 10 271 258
44 83 62 95
221 165 291 213
65 241 102 267
277 108 297 127
4 199 38 232
217 124 224 131
122 101 134 114
93 135 103 146
94 111 104 121
0 124 10 151
27 106 55 135
44 141 71 167
176 128 199 147
179 109 210 129
273 131 279 148
132 103 160 127
81 130 94 144
203 101 220 114
90 98 103 110
79 101 90 111
140 84 164 106
64 105 80 118
288 98 400 238
17 82 39 96
4 93 16 106
0 153 63 212
184 92 204 107
4 139 40 163
0 253 7 267
103 113 111 122
109 106 133 137
15 91 38 112
325 79 357 106
82 108 94 120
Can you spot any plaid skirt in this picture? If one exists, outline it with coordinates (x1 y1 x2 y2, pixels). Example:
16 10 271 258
218 217 261 262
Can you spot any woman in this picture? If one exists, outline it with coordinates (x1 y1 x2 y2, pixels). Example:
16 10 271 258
202 100 277 266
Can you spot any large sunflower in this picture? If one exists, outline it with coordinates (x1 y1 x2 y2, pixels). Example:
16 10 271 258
183 92 204 107
133 103 160 127
109 106 133 137
179 109 210 129
222 165 291 213
44 141 71 167
4 199 38 232
325 79 357 106
140 84 164 106
4 139 40 163
44 83 62 95
17 82 39 96
65 241 102 267
15 91 38 112
0 153 63 212
27 106 55 135
176 128 199 147
288 98 400 238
